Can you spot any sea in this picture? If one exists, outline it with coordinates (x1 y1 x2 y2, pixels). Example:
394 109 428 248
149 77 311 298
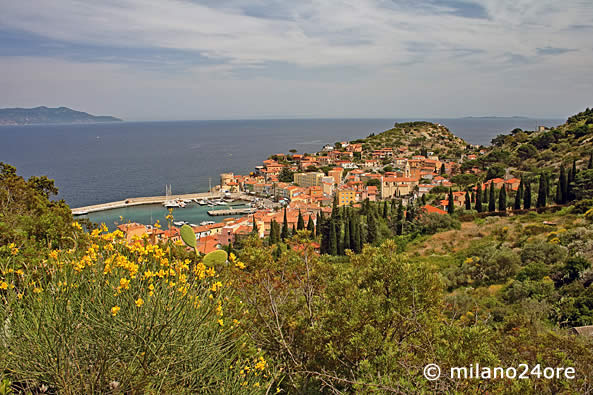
0 117 563 228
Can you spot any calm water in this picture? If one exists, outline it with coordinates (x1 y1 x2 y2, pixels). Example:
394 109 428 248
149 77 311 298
0 117 563 210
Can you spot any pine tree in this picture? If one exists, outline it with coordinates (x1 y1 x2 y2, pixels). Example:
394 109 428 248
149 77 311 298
329 220 338 255
297 210 305 230
343 218 351 251
447 188 455 215
281 208 289 241
514 177 523 210
488 185 496 212
307 215 315 234
498 186 507 211
464 190 471 210
524 180 532 210
367 213 377 244
536 175 547 208
476 183 483 213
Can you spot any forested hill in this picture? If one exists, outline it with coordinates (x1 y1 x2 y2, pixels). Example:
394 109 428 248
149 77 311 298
0 106 122 125
483 108 593 172
354 121 468 160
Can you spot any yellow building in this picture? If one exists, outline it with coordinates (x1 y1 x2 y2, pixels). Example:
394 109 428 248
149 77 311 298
294 172 325 188
337 188 356 206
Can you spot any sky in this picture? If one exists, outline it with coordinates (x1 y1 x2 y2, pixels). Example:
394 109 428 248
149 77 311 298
0 0 592 121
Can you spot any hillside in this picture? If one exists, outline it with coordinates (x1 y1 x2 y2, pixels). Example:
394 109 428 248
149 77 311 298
0 106 122 125
483 108 593 173
355 121 468 159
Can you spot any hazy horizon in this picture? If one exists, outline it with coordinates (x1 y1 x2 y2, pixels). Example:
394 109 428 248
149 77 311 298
1 1 591 121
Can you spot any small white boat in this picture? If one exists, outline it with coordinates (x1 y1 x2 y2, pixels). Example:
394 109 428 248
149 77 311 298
173 221 187 226
163 200 180 208
190 224 198 227
199 221 216 226
198 199 208 205
177 200 187 208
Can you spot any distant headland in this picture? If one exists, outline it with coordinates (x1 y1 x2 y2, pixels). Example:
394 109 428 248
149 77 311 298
0 106 122 125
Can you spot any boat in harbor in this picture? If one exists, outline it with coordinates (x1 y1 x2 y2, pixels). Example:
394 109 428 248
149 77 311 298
199 221 216 226
173 221 188 226
163 200 180 208
198 199 208 205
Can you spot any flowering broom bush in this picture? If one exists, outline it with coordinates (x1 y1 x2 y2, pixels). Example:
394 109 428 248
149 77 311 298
0 225 273 393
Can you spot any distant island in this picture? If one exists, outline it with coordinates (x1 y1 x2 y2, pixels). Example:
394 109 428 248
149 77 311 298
462 116 529 120
0 106 122 125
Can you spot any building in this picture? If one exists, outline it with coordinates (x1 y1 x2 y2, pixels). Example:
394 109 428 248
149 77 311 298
328 167 343 185
294 172 325 188
337 188 356 206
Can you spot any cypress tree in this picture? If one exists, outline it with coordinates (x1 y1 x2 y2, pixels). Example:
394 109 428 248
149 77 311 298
344 218 351 251
357 222 363 252
269 219 277 244
483 183 489 203
514 177 523 210
536 175 546 208
316 212 322 237
307 215 315 233
297 210 305 230
488 185 496 212
476 183 483 213
331 194 339 220
337 221 344 255
291 224 296 236
498 186 507 211
589 152 593 169
252 216 258 234
274 243 283 259
367 213 377 244
421 194 427 205
567 167 574 202
558 166 567 204
329 220 338 255
440 163 446 175
349 216 356 250
568 160 577 201
524 180 532 210
281 208 289 241
447 188 455 215
391 199 396 211
383 200 389 218
464 190 471 210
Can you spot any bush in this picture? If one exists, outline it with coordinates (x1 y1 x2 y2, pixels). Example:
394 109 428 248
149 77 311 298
417 213 461 234
0 230 269 393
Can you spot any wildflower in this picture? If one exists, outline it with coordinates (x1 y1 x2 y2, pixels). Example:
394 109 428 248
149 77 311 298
8 243 19 256
49 250 59 260
111 306 121 316
0 282 8 290
119 278 130 290
72 221 83 230
235 261 246 270
135 298 144 307
211 281 222 292
218 319 224 326
255 356 267 371
33 287 42 294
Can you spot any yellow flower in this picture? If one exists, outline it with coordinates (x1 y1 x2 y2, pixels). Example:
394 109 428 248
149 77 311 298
33 287 42 294
135 298 144 307
217 318 224 326
235 261 246 270
72 221 83 230
0 282 8 290
119 278 130 290
111 306 121 316
255 356 267 371
211 281 222 292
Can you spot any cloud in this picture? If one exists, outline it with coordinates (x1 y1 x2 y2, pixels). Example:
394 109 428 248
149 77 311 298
0 1 592 119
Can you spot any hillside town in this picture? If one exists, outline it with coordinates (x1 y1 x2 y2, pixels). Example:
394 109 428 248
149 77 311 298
116 129 526 253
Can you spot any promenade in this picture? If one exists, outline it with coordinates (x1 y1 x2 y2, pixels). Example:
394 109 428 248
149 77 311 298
71 191 251 215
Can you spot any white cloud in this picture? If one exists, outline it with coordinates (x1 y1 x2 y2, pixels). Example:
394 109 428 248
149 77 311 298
0 1 592 119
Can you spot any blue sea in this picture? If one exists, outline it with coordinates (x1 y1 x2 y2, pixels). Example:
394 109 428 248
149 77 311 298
0 117 563 214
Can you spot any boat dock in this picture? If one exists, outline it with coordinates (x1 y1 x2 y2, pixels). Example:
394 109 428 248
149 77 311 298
71 192 247 215
208 208 257 216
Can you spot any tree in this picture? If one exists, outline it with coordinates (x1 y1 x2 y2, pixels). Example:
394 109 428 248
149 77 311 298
367 213 378 244
488 185 496 212
337 221 344 255
252 216 258 235
464 190 471 210
514 177 523 210
349 216 357 251
316 212 322 237
536 175 547 208
589 152 593 170
307 215 315 234
498 186 507 211
558 166 567 204
331 194 339 220
475 183 483 213
440 163 446 175
297 210 305 231
269 219 278 244
278 167 294 183
281 208 289 241
383 201 389 218
344 218 351 251
357 222 364 252
447 188 455 215
329 220 338 255
573 169 593 200
524 180 532 209
484 184 489 204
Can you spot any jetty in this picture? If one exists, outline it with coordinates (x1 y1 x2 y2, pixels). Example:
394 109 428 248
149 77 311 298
71 192 248 215
208 208 256 216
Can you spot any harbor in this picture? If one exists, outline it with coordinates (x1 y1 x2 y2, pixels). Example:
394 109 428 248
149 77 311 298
207 207 257 216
